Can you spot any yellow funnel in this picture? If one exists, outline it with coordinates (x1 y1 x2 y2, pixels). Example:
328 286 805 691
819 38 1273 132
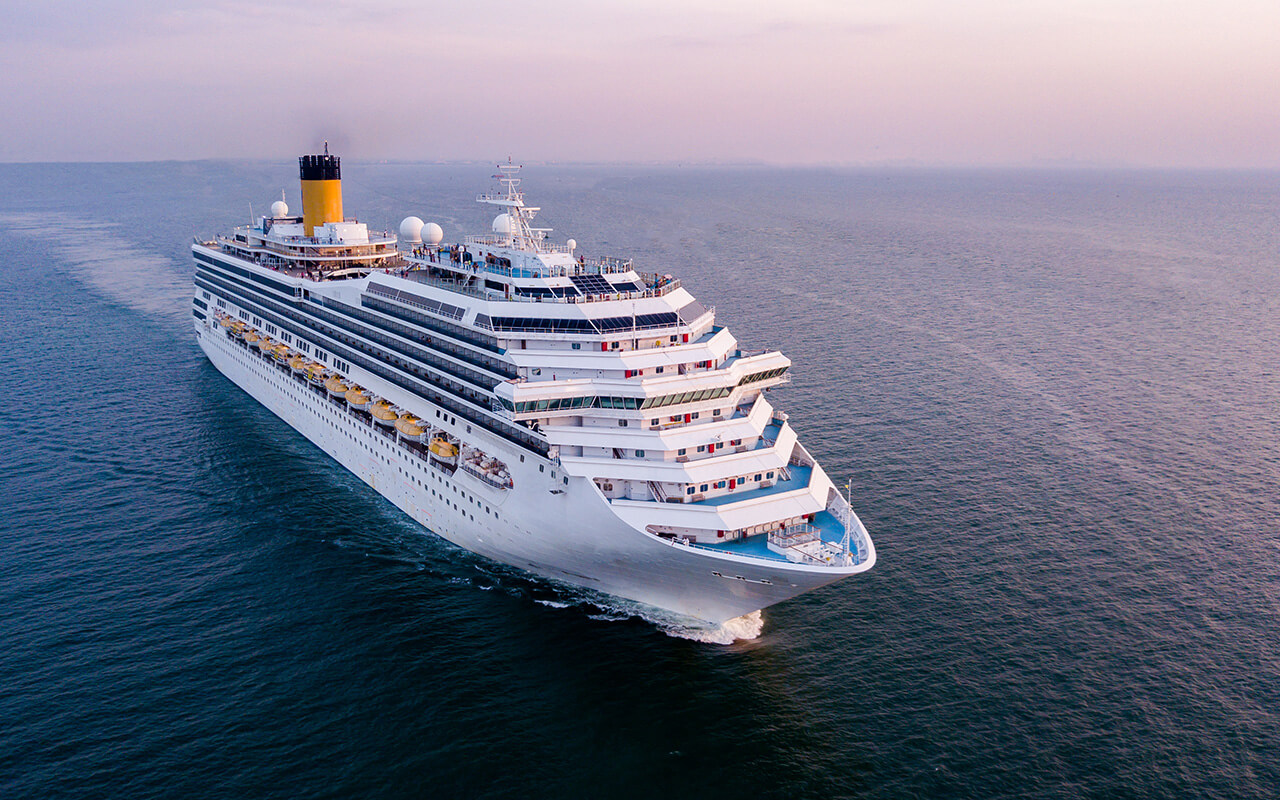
299 145 343 237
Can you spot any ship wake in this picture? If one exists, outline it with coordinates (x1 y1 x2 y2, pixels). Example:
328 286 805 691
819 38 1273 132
0 213 192 325
458 565 766 644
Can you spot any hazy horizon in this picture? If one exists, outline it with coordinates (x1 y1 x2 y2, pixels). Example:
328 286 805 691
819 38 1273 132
5 1 1278 168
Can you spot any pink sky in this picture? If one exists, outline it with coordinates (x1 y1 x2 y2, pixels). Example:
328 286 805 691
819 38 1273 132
3 0 1278 166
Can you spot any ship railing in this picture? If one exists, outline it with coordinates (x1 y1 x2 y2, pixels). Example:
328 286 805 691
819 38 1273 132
826 489 870 565
768 524 820 549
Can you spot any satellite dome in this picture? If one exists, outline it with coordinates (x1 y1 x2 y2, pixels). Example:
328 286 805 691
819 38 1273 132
270 199 289 218
492 213 513 234
423 222 444 245
399 216 425 243
566 238 577 252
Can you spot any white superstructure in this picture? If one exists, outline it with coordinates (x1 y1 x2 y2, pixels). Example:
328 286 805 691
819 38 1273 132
191 150 875 624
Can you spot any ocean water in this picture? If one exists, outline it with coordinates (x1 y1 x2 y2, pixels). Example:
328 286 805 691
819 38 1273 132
1 161 1279 799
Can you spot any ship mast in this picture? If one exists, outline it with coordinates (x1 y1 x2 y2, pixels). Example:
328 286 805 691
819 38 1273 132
476 159 551 252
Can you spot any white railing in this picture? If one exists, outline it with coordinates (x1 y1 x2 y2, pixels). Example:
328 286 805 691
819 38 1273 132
827 488 870 565
768 523 819 548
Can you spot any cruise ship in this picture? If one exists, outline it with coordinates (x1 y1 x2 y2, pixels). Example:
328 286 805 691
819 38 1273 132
192 148 875 624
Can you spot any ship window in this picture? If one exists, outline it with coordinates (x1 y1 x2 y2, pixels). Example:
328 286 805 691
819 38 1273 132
634 450 645 458
539 465 544 472
686 487 695 494
697 445 706 452
767 471 774 479
700 484 708 492
618 419 627 427
571 342 581 350
691 412 700 419
716 480 726 489
655 366 664 374
677 448 686 455
754 474 761 481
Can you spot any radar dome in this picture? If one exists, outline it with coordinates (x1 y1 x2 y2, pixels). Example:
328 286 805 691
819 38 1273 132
566 238 577 252
423 222 444 245
492 213 513 234
399 216 425 243
270 200 289 218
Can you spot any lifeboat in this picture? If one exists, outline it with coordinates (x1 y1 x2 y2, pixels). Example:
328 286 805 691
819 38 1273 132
304 363 327 385
245 331 262 348
370 400 397 426
394 413 425 441
270 345 292 362
459 447 513 489
346 386 370 409
325 376 349 397
429 436 458 462
288 355 307 373
219 316 236 329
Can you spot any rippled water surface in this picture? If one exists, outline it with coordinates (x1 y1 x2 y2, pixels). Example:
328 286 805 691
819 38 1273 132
2 162 1279 799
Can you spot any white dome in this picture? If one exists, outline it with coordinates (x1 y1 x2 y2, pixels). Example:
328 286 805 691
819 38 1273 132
270 199 289 217
566 238 577 252
399 216 425 243
423 222 444 245
492 213 512 234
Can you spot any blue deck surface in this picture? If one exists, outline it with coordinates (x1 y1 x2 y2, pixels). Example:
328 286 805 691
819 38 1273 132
694 508 845 561
693 464 812 507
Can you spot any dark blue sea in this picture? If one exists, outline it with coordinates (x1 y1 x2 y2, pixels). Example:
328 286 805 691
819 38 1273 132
2 161 1279 799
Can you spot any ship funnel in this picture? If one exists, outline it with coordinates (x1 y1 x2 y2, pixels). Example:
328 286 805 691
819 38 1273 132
299 143 343 237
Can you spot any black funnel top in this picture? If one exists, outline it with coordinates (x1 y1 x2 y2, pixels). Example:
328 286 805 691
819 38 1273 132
299 153 340 181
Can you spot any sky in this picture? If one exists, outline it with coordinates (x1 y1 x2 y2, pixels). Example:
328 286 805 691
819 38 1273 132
3 0 1279 167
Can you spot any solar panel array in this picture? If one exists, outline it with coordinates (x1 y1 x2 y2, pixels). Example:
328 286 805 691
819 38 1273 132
570 274 614 296
513 284 581 298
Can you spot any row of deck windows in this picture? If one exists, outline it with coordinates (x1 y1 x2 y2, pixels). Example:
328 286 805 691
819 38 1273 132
195 271 548 455
503 385 734 414
684 472 775 494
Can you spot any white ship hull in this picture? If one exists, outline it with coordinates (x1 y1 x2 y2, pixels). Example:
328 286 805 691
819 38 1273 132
196 316 872 623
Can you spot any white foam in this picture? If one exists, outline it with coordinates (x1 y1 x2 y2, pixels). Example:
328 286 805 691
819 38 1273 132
542 586 766 644
534 599 571 609
658 610 765 645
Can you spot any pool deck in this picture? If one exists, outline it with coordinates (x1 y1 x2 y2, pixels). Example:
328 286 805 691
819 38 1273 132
692 509 846 562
